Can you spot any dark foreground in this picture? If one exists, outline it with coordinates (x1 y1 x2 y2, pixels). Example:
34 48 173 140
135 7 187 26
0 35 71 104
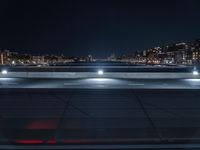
0 88 200 149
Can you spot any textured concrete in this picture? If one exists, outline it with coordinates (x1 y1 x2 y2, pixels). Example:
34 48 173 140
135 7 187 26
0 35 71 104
0 72 200 79
1 89 200 145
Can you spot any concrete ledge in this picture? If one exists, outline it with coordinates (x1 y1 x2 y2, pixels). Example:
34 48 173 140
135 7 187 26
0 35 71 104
0 72 199 79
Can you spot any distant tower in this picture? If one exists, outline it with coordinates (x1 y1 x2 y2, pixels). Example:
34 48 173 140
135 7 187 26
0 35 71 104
110 53 116 61
87 54 93 62
41 56 45 64
0 52 3 65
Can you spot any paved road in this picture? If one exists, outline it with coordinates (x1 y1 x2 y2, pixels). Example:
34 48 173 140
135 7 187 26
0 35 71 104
1 78 200 89
0 88 200 146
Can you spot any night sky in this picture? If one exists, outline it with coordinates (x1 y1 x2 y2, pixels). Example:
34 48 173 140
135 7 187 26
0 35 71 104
0 0 200 57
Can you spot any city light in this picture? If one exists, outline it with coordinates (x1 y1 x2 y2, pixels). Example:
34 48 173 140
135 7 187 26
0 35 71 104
1 70 8 75
193 70 199 75
98 70 104 75
12 60 15 65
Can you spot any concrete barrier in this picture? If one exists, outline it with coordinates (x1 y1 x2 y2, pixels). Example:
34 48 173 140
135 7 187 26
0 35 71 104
0 72 199 79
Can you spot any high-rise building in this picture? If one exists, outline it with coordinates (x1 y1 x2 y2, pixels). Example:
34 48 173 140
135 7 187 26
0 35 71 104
86 54 93 62
0 50 11 65
0 52 3 65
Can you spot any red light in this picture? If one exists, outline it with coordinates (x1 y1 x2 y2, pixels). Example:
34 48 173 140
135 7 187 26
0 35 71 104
26 119 58 129
61 139 99 144
47 140 56 144
16 140 44 144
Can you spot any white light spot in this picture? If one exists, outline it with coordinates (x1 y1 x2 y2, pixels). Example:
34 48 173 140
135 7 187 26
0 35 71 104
1 70 8 75
193 70 199 75
98 70 104 75
87 78 110 82
85 78 117 84
184 79 200 82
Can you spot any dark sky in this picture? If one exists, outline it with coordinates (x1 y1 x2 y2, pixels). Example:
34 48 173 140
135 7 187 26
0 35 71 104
0 0 200 57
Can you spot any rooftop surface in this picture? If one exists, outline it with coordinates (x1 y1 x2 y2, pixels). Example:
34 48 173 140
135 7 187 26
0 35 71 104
0 88 200 146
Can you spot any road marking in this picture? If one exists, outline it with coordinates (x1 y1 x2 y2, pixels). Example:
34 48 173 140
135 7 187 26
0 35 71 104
64 83 81 86
3 82 18 85
128 83 144 86
96 84 105 88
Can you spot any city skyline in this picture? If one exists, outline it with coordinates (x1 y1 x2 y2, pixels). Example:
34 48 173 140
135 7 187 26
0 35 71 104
0 37 199 57
1 37 200 65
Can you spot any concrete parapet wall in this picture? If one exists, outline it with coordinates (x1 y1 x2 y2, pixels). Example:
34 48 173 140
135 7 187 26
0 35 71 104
0 72 199 79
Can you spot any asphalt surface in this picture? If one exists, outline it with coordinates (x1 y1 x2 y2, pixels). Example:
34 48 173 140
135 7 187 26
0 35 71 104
0 88 200 145
1 78 200 89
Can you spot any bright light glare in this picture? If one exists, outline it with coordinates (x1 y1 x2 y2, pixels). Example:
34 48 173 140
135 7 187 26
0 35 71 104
0 78 16 81
85 78 117 84
1 70 8 75
86 78 111 82
193 70 199 75
98 70 104 75
184 79 200 82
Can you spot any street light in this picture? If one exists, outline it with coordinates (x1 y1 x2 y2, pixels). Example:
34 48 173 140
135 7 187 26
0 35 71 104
193 70 199 75
12 60 15 65
1 70 8 75
98 70 104 75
